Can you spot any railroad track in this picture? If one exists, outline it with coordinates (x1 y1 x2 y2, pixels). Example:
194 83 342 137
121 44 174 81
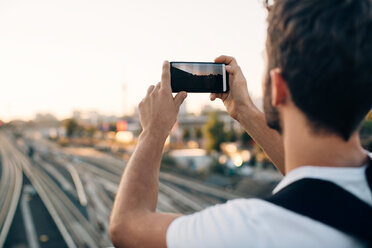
1 130 247 247
24 133 242 205
1 132 109 247
0 132 23 247
34 142 233 214
70 153 245 213
69 152 244 202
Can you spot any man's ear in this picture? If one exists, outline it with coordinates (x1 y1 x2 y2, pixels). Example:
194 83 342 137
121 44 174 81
270 68 289 107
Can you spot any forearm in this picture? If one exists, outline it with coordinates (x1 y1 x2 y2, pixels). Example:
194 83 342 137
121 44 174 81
110 130 165 222
109 62 186 248
238 105 285 174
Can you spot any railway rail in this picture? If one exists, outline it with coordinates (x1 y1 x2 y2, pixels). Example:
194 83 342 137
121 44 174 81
1 130 248 247
0 133 23 247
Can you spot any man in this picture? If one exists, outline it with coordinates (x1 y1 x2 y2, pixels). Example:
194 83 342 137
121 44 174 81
109 0 372 247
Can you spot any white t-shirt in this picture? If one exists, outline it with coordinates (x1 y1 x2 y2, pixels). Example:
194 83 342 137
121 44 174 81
166 155 372 248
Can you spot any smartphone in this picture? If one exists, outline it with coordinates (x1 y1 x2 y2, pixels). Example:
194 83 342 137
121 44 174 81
170 62 229 93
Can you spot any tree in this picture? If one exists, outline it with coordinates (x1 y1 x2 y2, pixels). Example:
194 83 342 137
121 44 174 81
241 131 252 147
227 128 238 142
367 110 372 120
203 112 227 152
86 126 97 138
361 120 372 136
359 119 372 150
64 118 79 138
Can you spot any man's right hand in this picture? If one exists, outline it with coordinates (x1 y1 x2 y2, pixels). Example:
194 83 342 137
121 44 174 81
210 55 257 121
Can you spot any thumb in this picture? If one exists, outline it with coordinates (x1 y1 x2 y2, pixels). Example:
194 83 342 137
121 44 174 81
174 91 187 109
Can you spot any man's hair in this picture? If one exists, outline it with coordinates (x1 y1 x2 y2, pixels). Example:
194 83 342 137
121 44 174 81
266 0 372 140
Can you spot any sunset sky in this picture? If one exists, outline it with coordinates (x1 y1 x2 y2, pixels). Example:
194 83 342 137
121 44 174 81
172 63 223 75
0 0 267 121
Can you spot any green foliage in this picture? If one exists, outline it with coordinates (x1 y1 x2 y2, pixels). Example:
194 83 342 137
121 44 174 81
227 129 238 142
362 137 372 151
360 120 372 151
241 131 252 147
203 112 227 152
366 110 372 120
360 120 372 136
64 118 79 138
85 126 97 138
209 158 225 175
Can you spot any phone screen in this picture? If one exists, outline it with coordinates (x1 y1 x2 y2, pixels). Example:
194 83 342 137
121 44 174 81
170 62 228 93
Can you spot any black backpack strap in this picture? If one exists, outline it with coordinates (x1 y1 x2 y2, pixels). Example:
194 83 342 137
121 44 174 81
367 160 372 191
266 162 372 242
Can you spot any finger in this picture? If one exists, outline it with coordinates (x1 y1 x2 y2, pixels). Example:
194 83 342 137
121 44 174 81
210 93 224 101
214 93 224 99
146 85 155 96
161 61 171 91
226 64 244 79
151 82 160 94
174 91 187 109
210 93 216 101
225 65 233 73
214 55 238 67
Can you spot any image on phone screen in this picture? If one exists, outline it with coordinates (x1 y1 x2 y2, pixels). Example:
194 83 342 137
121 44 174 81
170 62 229 93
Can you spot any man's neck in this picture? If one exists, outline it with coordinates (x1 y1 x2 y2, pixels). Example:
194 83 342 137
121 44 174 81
283 126 369 174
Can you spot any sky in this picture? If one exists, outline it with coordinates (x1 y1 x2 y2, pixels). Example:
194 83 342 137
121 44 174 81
172 63 223 75
0 0 268 121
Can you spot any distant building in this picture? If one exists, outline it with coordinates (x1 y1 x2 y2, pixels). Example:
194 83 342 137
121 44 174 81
34 113 58 123
71 110 119 126
34 113 59 129
72 110 82 121
169 149 212 172
176 110 242 140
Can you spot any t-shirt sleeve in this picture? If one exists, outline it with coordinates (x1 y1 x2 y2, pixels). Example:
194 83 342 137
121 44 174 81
166 199 270 248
